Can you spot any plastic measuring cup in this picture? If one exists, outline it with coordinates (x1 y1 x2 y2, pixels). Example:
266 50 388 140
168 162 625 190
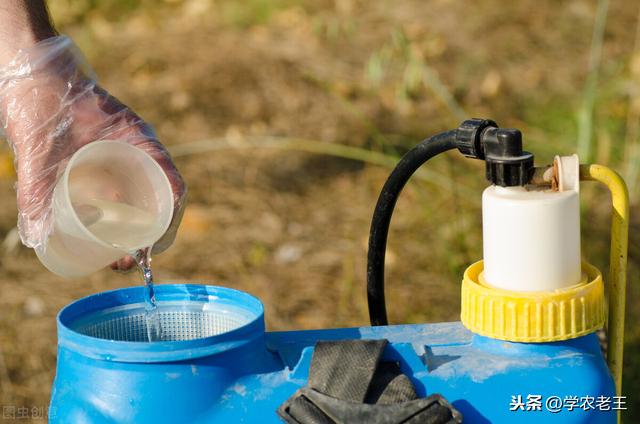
36 140 174 278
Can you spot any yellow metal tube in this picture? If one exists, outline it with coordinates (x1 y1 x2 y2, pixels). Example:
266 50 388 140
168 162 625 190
579 164 629 399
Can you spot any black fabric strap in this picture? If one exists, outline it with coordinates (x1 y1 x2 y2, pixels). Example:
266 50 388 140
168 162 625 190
277 339 463 424
309 339 392 402
366 362 417 405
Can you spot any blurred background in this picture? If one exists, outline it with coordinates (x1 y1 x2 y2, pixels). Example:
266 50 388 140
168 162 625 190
0 0 638 421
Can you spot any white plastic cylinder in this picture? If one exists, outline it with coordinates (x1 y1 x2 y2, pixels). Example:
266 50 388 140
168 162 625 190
36 141 174 278
482 185 581 292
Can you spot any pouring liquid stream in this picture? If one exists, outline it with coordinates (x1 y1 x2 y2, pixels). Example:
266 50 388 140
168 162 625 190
134 247 162 342
74 198 164 342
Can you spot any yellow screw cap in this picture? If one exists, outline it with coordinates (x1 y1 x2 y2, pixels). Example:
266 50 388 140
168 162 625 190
461 261 605 342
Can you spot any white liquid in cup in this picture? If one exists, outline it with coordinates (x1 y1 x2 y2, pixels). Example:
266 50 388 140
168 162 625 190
76 199 164 249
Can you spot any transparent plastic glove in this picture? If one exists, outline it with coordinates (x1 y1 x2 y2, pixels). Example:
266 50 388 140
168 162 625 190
0 36 186 271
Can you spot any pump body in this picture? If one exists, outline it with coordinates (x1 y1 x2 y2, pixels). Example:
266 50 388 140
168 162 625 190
50 285 616 423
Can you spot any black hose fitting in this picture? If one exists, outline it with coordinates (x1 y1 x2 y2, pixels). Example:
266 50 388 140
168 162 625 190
455 119 534 187
455 118 497 159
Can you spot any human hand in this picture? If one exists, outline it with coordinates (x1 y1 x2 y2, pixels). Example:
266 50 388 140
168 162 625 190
0 36 186 272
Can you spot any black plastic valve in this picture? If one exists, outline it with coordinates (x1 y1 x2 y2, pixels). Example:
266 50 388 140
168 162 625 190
482 127 534 187
455 119 534 187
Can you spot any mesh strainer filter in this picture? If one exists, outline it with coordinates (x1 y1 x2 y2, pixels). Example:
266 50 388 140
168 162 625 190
71 302 252 342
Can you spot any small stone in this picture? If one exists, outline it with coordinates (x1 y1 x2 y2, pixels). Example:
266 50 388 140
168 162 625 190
274 244 303 264
24 297 45 316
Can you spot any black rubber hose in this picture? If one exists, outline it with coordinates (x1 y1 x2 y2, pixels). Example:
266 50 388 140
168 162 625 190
367 130 458 326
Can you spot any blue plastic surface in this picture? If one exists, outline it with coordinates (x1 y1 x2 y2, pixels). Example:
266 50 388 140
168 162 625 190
50 284 616 423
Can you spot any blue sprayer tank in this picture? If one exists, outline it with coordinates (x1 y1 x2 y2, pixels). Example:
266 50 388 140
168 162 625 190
49 119 627 423
50 284 616 423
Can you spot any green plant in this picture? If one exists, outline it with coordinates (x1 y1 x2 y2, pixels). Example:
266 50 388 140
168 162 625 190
576 0 609 163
